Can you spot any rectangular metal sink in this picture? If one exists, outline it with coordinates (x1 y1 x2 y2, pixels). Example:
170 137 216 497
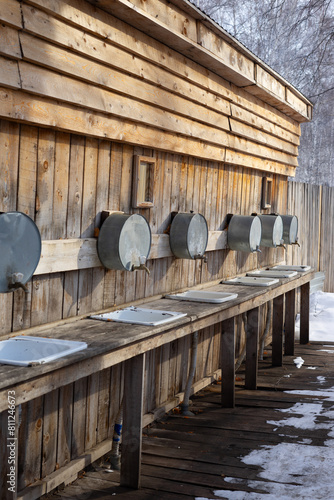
0 336 87 367
246 270 298 278
221 277 279 287
90 306 187 326
165 290 238 303
270 265 311 272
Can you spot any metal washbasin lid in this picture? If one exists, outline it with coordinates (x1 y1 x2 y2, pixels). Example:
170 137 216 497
221 276 279 287
165 290 238 303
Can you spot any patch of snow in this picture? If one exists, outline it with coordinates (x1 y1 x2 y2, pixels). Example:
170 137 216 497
293 356 304 368
196 386 334 500
296 291 334 342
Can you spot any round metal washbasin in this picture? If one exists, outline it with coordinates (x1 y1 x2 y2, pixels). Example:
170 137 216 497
97 213 151 271
281 215 298 244
0 211 42 293
258 215 283 248
227 215 262 253
169 213 208 259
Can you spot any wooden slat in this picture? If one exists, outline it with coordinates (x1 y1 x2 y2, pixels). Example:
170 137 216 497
300 281 310 344
0 87 228 166
245 307 259 390
221 317 235 408
121 353 145 489
284 288 296 356
0 0 23 28
272 294 284 367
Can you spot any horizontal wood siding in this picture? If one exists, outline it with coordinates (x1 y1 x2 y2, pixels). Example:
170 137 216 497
0 0 301 175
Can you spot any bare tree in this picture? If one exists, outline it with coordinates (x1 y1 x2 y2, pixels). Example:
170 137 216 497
196 0 334 185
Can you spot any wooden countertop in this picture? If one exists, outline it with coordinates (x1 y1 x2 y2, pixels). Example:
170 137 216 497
0 271 314 412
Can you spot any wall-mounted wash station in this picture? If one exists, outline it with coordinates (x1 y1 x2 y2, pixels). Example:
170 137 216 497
97 213 151 274
227 215 262 253
257 214 285 249
0 211 41 293
169 212 208 261
281 215 299 246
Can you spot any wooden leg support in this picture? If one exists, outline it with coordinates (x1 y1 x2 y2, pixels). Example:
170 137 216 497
221 317 235 408
120 353 145 489
300 282 310 344
245 307 259 390
285 289 296 355
272 295 284 367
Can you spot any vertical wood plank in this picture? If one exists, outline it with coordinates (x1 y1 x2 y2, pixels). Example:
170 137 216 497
18 397 43 491
245 307 259 390
300 282 310 344
272 295 284 367
121 353 145 489
57 384 73 468
53 131 70 239
42 389 58 478
284 288 296 355
85 373 99 451
221 317 235 408
71 378 87 458
97 368 111 444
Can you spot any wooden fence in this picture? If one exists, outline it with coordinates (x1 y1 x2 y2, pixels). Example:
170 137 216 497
286 181 334 292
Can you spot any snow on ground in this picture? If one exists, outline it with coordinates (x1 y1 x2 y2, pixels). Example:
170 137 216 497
196 292 334 500
296 291 334 342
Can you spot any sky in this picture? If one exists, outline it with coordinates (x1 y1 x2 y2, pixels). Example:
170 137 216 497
196 291 334 500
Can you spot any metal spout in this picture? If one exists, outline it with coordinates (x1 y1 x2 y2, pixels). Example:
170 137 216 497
292 241 301 247
132 263 150 275
255 246 262 253
8 273 29 293
193 254 208 263
278 243 287 251
132 256 150 275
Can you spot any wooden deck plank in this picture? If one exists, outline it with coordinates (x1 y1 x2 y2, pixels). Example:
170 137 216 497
45 341 334 500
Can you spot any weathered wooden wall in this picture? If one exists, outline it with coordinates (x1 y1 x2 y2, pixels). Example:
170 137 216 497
0 1 313 497
286 181 334 293
0 118 287 337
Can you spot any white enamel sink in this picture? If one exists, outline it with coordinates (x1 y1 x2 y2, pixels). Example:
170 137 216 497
246 270 298 278
90 306 187 326
165 290 238 303
221 277 279 287
0 336 87 367
271 265 311 272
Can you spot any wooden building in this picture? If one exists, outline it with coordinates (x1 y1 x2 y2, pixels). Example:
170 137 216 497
0 0 313 498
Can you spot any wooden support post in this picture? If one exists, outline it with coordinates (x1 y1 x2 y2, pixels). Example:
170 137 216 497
300 282 310 344
120 353 145 489
284 289 296 355
245 307 259 390
221 317 235 408
272 295 284 367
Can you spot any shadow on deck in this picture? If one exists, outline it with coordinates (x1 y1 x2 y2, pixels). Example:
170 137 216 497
47 341 334 499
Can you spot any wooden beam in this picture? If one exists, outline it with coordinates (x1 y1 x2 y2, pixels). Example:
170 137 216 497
221 317 235 408
34 232 229 276
272 294 284 367
121 353 145 489
300 281 310 344
245 307 259 390
284 288 296 355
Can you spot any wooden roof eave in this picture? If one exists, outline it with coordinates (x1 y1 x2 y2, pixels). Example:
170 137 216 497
88 0 312 123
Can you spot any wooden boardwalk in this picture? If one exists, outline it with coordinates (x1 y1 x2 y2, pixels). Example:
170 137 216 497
47 341 334 499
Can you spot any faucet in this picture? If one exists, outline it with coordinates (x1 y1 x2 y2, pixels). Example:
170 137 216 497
193 254 208 263
278 240 287 251
132 256 150 275
8 273 29 293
